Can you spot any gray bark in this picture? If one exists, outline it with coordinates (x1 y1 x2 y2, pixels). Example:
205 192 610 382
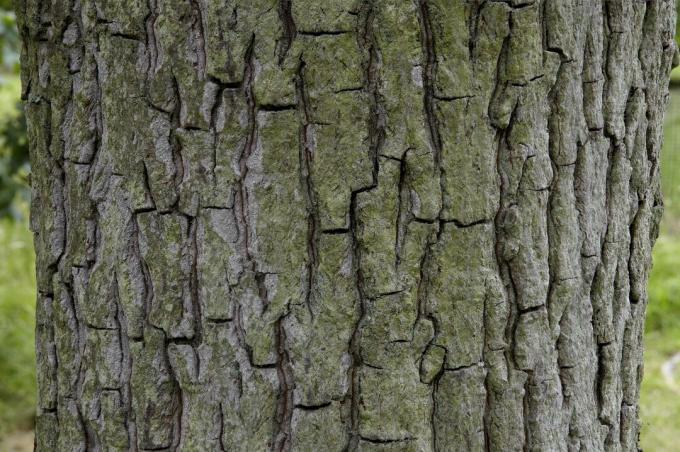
17 0 676 450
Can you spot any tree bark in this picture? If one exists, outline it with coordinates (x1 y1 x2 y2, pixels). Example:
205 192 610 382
17 0 676 450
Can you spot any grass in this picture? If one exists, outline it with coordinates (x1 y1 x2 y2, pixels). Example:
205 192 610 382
0 75 34 441
640 329 680 452
0 211 35 439
640 233 680 451
638 83 680 450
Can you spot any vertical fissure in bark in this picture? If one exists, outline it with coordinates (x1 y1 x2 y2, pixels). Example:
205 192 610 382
346 2 385 449
170 76 185 196
115 295 136 449
488 18 515 452
235 36 257 262
417 0 442 167
273 319 295 452
170 347 184 451
361 3 385 185
144 0 159 76
187 215 202 342
68 276 91 449
347 188 367 452
217 402 226 452
188 0 207 78
295 59 320 319
394 149 410 267
277 0 296 65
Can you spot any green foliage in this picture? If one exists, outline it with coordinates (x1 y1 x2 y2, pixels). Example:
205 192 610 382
677 0 680 46
647 83 680 334
659 80 680 223
0 6 19 74
646 237 680 335
0 76 28 218
640 86 680 450
0 6 27 218
0 7 32 438
0 211 35 438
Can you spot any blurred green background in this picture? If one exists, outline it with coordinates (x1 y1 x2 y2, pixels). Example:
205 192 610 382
641 78 680 451
1 5 680 451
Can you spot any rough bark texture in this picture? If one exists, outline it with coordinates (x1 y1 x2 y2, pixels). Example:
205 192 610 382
17 0 677 450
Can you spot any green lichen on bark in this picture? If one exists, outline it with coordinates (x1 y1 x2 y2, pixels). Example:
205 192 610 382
17 0 677 450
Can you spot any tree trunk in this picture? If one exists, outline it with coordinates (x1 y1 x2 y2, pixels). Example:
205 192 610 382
17 0 676 450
